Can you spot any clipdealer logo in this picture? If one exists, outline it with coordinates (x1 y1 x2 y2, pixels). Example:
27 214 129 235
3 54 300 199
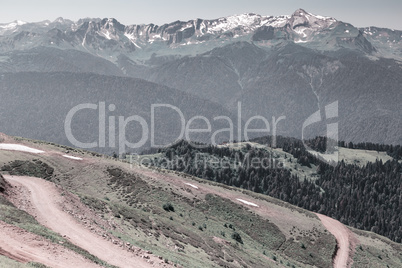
302 101 339 166
64 102 286 155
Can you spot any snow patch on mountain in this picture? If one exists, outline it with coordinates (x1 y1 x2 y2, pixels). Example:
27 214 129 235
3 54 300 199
0 20 27 29
266 16 289 27
62 155 83 160
0 144 44 154
208 13 261 33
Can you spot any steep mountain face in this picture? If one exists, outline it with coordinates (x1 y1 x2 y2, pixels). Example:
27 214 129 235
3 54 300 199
0 8 401 149
360 26 402 59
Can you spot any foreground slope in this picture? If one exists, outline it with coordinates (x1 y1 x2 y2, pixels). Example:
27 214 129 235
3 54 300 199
0 133 401 267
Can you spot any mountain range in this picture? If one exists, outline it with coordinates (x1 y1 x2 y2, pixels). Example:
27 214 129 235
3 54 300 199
0 8 401 153
0 9 400 59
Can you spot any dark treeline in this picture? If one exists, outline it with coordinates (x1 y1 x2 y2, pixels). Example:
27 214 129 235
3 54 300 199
315 159 401 242
153 138 402 243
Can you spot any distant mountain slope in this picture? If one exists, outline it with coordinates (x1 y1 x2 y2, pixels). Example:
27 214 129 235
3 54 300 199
142 42 402 144
360 27 402 59
0 72 236 154
0 47 125 75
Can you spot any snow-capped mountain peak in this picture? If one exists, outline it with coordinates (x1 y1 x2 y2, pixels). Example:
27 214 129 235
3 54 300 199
291 8 336 21
287 8 338 43
54 17 66 23
290 8 337 30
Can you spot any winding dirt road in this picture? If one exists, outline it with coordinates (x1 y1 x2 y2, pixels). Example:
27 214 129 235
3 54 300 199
316 213 352 268
4 175 162 268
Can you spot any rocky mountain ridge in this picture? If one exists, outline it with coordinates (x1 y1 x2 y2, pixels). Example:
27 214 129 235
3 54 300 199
1 9 400 61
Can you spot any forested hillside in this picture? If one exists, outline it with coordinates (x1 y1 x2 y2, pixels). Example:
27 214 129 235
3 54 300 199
149 138 402 242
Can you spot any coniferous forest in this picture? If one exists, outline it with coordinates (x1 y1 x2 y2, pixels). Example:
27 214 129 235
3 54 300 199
150 137 402 243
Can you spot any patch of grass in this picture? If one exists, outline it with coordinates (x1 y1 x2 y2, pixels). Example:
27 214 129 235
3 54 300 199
80 195 107 212
352 243 402 268
200 194 285 250
27 263 50 268
1 160 54 180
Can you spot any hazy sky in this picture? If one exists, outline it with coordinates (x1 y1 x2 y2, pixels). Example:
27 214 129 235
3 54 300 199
1 0 401 30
